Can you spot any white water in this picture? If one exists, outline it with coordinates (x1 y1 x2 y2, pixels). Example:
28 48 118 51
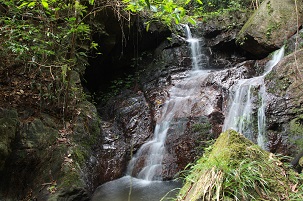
92 25 209 201
185 25 201 70
223 46 284 149
127 24 208 181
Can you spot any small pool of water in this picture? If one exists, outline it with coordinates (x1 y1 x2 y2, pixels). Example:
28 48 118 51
91 176 181 201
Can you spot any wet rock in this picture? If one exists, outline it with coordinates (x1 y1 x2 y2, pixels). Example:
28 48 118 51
237 0 303 58
89 90 153 188
164 116 213 179
193 10 252 68
265 49 303 155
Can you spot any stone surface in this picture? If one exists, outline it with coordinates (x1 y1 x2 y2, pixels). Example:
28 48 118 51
0 108 18 170
237 0 303 57
88 90 153 189
265 49 303 155
0 100 101 200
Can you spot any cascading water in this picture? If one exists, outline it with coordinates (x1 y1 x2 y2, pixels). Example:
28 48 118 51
223 46 285 149
185 25 201 70
127 24 208 181
92 25 208 201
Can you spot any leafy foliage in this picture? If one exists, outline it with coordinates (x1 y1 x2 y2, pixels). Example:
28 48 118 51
0 0 263 117
121 0 263 30
0 0 97 117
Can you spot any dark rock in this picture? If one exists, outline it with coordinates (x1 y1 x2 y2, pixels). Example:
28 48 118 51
285 28 303 55
57 187 89 201
88 90 153 189
0 100 101 200
265 49 303 156
0 108 18 170
237 0 303 58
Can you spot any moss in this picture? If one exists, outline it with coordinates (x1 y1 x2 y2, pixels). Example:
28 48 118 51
266 73 292 96
71 145 87 166
192 122 212 133
60 171 82 188
289 115 303 147
177 130 302 201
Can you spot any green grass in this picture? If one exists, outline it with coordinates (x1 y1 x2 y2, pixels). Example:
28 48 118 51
176 130 303 201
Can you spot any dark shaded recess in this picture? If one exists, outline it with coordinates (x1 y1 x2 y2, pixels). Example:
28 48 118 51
0 136 41 200
199 25 257 69
83 8 171 94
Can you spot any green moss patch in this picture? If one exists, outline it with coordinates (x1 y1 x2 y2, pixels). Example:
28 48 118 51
177 130 303 201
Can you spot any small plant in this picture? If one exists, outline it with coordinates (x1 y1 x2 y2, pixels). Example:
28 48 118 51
192 122 212 133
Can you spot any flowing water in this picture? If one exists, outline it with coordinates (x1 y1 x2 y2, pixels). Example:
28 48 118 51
223 46 285 149
92 25 208 201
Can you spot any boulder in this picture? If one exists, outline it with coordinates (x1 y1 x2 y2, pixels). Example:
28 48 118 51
177 130 302 200
237 0 303 57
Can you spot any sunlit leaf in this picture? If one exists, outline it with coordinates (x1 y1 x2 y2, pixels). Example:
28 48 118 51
18 2 28 9
41 0 49 9
188 17 196 26
27 2 36 8
145 21 150 32
89 0 94 5
196 0 202 4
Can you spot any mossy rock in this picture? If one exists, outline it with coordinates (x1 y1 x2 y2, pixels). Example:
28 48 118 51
177 130 302 201
0 108 18 170
237 0 303 57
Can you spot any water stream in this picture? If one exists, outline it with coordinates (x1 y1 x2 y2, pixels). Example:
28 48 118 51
92 25 208 201
223 46 284 149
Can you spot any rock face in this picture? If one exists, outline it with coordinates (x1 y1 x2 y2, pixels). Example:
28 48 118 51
237 0 303 57
195 10 252 68
265 49 303 155
0 100 100 201
0 108 18 170
87 90 154 189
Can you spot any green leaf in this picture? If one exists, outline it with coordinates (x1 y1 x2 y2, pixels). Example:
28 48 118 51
27 2 36 8
90 41 98 50
18 2 28 9
145 21 150 32
174 13 180 24
145 0 150 9
185 0 191 5
188 17 196 26
41 0 49 9
89 0 94 5
196 0 202 4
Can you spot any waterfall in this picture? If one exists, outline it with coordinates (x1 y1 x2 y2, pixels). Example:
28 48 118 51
223 46 284 149
184 25 201 70
127 25 207 181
